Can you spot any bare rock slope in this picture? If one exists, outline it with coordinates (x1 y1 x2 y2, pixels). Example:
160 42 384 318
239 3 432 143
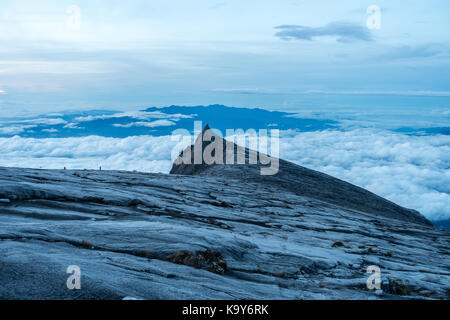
171 125 432 227
0 129 448 299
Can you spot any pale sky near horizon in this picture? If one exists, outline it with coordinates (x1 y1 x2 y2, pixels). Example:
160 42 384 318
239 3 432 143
1 0 450 114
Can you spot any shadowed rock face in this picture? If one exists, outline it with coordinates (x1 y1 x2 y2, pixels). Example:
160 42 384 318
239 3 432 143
171 126 432 227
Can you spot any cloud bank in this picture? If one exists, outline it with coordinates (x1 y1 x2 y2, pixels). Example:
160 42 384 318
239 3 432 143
0 135 180 174
74 111 194 123
278 129 450 221
0 129 449 221
113 120 176 128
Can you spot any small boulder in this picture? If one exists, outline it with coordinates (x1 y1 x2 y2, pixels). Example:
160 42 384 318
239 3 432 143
166 249 227 274
332 241 344 248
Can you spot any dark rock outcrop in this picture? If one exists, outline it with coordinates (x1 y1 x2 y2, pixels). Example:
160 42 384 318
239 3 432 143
166 250 227 275
171 125 432 227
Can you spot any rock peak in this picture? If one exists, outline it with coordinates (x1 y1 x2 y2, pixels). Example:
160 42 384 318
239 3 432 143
202 124 211 132
170 124 433 227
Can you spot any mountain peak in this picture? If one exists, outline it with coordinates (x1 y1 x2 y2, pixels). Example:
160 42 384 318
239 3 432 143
202 124 211 132
170 125 432 227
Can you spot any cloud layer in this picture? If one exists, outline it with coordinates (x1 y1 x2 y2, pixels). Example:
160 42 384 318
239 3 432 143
0 135 180 173
0 128 449 221
278 129 450 221
113 120 176 128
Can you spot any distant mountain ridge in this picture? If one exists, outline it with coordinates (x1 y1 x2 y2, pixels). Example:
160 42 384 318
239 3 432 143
0 105 338 138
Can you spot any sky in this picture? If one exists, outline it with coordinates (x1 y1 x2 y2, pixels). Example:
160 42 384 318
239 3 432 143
1 0 450 115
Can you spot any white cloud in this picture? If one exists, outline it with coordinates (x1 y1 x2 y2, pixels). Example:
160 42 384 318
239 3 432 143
0 118 68 135
0 135 183 175
74 111 194 123
0 129 448 221
63 123 84 129
1 118 67 126
0 125 36 135
42 128 58 133
113 120 176 128
277 129 450 221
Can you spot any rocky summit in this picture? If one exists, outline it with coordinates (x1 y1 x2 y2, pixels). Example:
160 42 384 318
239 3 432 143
0 129 448 299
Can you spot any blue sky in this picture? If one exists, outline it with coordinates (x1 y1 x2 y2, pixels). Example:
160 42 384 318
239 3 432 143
1 0 450 115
